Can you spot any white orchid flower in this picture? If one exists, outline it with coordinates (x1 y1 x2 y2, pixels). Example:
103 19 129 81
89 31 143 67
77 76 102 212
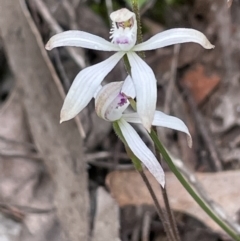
94 76 192 187
45 8 214 131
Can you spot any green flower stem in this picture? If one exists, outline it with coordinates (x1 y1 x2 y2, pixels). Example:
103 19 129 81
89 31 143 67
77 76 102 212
138 170 175 241
153 128 180 241
123 54 131 76
131 0 145 58
150 129 240 241
131 0 143 44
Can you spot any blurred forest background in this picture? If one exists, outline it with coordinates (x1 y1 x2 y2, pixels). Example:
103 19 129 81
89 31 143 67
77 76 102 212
0 0 240 240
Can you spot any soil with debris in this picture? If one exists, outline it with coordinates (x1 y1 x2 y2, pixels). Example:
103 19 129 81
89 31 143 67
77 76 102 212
0 0 239 241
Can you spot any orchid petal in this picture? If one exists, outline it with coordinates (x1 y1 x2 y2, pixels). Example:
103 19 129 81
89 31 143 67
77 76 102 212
127 52 157 132
123 111 192 147
133 28 214 51
118 118 165 187
60 52 124 122
121 75 136 98
46 30 120 51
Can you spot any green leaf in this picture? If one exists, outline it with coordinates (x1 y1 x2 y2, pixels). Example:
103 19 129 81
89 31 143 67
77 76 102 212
149 128 240 241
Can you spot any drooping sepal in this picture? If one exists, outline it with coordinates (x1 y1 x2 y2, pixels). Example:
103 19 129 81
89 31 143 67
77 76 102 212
118 118 165 187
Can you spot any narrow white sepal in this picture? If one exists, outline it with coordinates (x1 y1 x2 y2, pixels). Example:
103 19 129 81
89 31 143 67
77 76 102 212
127 52 157 132
121 75 136 98
45 30 120 51
133 28 215 51
123 111 192 147
60 52 124 122
153 111 192 147
118 118 165 187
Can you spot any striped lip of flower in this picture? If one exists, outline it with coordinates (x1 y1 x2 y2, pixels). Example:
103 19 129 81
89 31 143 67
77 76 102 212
95 77 193 187
109 8 137 50
45 8 214 131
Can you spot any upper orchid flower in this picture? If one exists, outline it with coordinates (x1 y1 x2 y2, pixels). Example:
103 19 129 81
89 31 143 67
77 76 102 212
94 76 192 187
45 8 214 131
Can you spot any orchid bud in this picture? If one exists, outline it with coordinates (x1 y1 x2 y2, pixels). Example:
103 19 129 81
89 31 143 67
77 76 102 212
95 82 130 121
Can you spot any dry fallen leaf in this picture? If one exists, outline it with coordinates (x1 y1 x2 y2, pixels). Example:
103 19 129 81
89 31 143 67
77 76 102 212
181 64 220 104
106 170 240 233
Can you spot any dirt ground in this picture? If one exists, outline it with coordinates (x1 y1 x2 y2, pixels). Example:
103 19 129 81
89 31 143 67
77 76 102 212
0 0 240 240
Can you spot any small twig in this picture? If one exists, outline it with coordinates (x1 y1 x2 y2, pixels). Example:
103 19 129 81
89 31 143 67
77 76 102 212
0 201 54 222
0 202 54 214
139 170 175 241
61 0 79 30
0 151 42 161
164 44 180 114
86 151 133 170
52 49 71 90
131 206 142 241
32 0 86 69
0 135 36 150
181 84 223 171
28 0 86 138
142 211 152 241
87 160 133 170
85 151 128 161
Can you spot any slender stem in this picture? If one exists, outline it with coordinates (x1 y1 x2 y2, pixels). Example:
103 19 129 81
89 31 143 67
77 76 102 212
130 2 178 240
153 127 180 241
123 54 131 76
150 129 240 241
161 186 180 241
131 0 145 58
139 170 175 241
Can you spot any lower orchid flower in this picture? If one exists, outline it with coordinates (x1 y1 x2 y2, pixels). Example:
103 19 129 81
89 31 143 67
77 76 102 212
94 76 192 187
